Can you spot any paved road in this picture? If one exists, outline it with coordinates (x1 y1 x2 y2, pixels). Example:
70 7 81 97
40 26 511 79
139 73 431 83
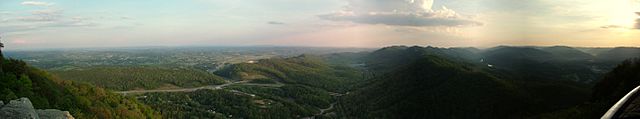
317 102 337 115
302 92 348 119
237 83 284 87
115 80 248 95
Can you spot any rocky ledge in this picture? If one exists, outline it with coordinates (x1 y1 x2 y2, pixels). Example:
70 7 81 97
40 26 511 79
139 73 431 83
0 97 74 119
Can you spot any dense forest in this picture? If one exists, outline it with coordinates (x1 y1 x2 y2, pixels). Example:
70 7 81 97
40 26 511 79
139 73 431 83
215 55 364 93
52 66 226 91
137 55 363 118
334 46 637 118
4 45 638 118
0 57 161 118
538 58 640 118
140 85 333 119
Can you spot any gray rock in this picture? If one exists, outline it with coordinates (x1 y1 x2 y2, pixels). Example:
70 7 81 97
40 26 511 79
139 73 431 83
0 97 74 119
0 98 39 119
37 109 74 119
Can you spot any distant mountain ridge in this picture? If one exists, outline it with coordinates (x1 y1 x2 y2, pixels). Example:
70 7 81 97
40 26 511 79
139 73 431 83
337 45 604 118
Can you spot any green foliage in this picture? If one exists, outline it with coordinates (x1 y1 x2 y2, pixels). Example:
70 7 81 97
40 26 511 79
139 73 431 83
0 57 161 119
52 66 226 91
248 78 278 84
337 46 594 119
592 58 640 102
480 46 603 83
339 55 530 118
228 84 333 109
139 54 358 118
141 89 320 119
216 54 364 93
533 58 640 118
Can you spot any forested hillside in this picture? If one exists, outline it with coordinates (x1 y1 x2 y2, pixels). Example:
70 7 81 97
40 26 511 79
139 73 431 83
52 66 226 91
339 55 529 118
215 54 364 92
0 57 161 118
592 58 640 102
482 46 600 83
139 54 364 118
337 46 593 118
536 58 640 118
4 45 635 118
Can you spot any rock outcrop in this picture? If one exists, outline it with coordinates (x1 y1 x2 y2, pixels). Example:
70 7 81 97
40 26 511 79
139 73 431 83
0 98 74 119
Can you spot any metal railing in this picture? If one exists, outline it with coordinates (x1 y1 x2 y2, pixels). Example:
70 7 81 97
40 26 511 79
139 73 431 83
602 85 640 119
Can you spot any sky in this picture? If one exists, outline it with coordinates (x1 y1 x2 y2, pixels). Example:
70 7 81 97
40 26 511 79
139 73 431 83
1 0 639 50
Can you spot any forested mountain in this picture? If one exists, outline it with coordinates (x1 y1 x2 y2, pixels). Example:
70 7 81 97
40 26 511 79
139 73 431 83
215 54 364 92
364 46 479 74
140 55 364 118
480 46 606 83
339 55 529 118
337 46 594 118
52 66 226 91
0 57 160 118
540 46 595 61
592 58 640 102
4 46 637 118
536 58 640 118
595 47 640 64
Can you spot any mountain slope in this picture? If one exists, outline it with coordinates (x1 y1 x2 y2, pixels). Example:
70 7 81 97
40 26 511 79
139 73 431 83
482 46 600 83
592 58 640 102
541 46 594 61
216 54 363 92
337 46 592 118
141 55 364 118
0 58 161 118
51 66 226 91
338 55 530 118
536 58 640 118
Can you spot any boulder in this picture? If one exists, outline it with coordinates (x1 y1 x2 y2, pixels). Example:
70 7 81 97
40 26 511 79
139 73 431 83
0 97 74 119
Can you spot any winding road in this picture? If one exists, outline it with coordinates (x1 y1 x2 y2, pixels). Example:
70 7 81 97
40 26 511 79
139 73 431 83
317 102 337 115
115 80 248 95
117 80 345 118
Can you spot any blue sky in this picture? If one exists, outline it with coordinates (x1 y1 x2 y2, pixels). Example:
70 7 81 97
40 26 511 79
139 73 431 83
1 0 639 50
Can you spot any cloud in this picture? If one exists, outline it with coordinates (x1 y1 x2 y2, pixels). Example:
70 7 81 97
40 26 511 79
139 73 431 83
635 12 640 29
319 0 481 27
21 1 54 6
604 12 640 30
14 9 64 22
635 18 640 29
11 39 29 44
0 7 97 33
600 25 625 29
120 16 132 20
267 21 285 25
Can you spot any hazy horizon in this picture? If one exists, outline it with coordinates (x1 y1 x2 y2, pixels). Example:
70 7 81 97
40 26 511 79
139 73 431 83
1 0 640 50
6 44 640 52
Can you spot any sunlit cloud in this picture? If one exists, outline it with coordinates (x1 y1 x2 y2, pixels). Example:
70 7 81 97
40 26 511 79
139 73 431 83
11 39 29 44
319 0 482 27
600 25 625 29
635 12 640 29
0 0 639 49
267 21 285 25
21 1 54 6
